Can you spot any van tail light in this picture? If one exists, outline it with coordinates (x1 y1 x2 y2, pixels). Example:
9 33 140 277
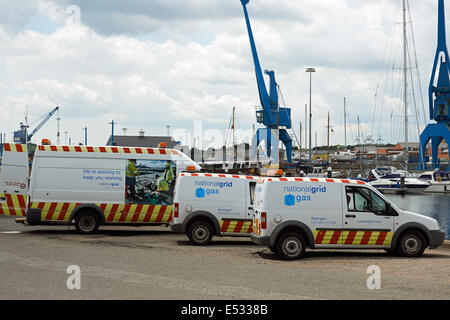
261 212 267 229
174 202 179 218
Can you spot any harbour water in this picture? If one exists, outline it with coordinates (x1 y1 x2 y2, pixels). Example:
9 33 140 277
384 193 450 240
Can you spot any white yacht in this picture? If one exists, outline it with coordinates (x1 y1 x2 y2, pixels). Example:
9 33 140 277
367 168 429 194
418 171 450 193
330 150 356 162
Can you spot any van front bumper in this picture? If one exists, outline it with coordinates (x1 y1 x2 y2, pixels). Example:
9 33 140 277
250 233 270 246
170 222 183 233
429 229 446 249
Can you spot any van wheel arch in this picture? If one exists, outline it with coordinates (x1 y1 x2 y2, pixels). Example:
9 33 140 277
270 221 315 249
182 211 221 235
391 223 430 250
71 204 105 224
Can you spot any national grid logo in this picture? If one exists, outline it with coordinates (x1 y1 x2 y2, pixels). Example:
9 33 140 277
194 180 233 198
283 185 327 206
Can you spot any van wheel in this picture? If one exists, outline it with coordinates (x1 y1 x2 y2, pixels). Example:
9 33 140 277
276 232 306 260
396 231 426 257
187 221 213 245
75 211 100 234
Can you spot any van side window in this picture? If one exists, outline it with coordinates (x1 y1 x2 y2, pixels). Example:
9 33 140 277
249 182 256 205
346 187 370 212
345 186 389 215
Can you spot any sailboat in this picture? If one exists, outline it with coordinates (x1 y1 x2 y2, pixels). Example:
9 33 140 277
331 98 356 162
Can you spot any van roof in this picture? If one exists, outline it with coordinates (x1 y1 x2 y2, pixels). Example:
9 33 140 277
3 143 28 153
260 177 366 185
36 145 178 155
180 172 256 180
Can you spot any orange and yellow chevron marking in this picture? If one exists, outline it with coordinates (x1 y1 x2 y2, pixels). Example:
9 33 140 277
3 143 28 153
313 230 393 245
102 204 173 223
30 202 173 223
0 194 27 216
220 219 253 233
181 173 256 180
38 145 177 156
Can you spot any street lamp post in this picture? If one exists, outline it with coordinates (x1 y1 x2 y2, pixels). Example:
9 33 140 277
305 67 316 164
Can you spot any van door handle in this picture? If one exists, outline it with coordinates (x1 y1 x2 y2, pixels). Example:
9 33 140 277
248 207 253 210
345 214 356 218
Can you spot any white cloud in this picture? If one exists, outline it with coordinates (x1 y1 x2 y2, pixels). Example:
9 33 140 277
0 0 442 149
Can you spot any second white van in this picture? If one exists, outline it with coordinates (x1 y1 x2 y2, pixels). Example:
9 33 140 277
170 172 257 245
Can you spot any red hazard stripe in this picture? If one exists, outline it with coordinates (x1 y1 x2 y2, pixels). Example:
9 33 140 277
45 202 58 220
62 146 70 152
326 179 334 183
233 220 244 233
310 178 319 182
360 231 372 245
4 144 11 151
87 146 94 153
376 231 388 245
147 148 155 154
341 180 350 183
17 195 26 209
50 145 57 151
221 220 231 232
123 147 130 153
6 195 15 216
357 180 366 185
16 144 24 152
131 204 143 222
155 205 167 222
143 206 154 223
315 230 326 244
330 230 342 244
58 203 70 221
107 204 119 222
344 231 357 244
247 224 253 233
159 149 166 154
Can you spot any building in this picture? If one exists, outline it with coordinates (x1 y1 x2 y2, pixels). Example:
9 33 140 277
106 132 178 148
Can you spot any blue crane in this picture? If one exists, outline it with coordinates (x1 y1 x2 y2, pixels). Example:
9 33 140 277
14 106 60 144
419 0 450 168
240 0 293 163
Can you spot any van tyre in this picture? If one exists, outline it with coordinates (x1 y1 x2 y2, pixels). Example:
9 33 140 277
187 221 213 245
276 232 306 260
396 230 426 257
75 211 100 234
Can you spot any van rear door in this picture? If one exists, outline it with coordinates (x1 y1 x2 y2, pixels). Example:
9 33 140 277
0 144 29 216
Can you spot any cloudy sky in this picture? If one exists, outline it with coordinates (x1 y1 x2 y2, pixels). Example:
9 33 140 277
0 0 443 149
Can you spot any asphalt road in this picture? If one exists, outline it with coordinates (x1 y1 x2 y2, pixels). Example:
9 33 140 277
0 216 449 300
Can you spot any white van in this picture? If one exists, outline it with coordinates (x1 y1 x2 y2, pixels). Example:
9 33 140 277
251 177 445 259
0 143 200 234
170 172 257 245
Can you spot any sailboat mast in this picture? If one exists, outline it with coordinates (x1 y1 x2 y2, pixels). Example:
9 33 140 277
403 0 409 170
344 97 347 150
